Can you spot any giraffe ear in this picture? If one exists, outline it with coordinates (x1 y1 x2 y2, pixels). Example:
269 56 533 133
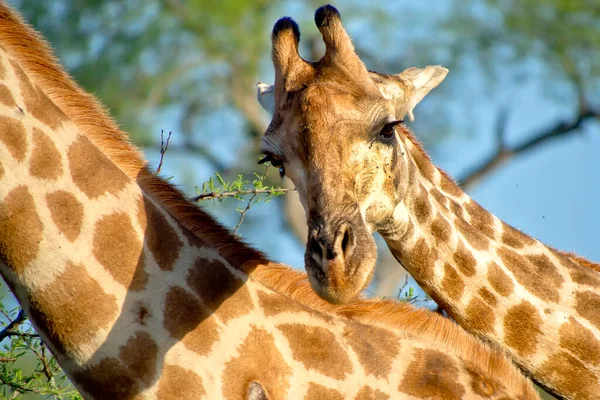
398 65 448 121
257 82 275 114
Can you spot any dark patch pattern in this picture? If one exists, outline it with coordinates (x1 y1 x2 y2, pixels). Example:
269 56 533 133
156 365 205 399
430 214 451 245
67 135 129 199
456 217 490 251
402 238 437 282
187 257 253 323
304 383 344 400
501 222 536 249
343 323 399 378
278 323 352 379
29 127 63 179
541 352 600 399
575 291 600 330
464 297 495 334
0 83 16 107
464 199 495 239
453 241 477 277
257 290 310 317
355 386 389 400
559 317 600 366
503 301 542 357
499 247 562 303
46 191 83 242
441 263 464 302
72 358 140 399
398 349 464 399
222 327 291 400
487 262 514 297
11 59 68 129
478 287 497 307
163 286 219 356
0 185 42 273
93 212 147 291
137 197 182 271
118 331 158 386
27 261 119 357
0 115 26 161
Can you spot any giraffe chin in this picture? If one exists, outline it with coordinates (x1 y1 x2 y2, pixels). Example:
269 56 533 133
304 240 377 305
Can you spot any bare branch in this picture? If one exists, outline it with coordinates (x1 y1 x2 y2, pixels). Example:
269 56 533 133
191 187 294 202
156 130 173 174
458 108 599 190
233 192 258 236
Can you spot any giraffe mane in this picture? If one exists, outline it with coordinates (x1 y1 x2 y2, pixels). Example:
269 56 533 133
0 4 544 392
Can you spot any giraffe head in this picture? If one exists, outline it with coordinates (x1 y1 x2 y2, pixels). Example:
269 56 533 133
259 5 447 303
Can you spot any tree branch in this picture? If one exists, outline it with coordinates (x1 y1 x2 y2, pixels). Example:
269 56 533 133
190 187 294 202
0 310 27 343
458 107 599 190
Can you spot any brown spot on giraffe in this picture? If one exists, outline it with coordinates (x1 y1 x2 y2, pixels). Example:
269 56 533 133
222 326 291 400
478 287 497 307
559 317 600 366
156 365 205 399
46 190 83 242
257 290 310 317
133 301 151 326
137 197 182 271
398 349 464 400
163 286 219 356
410 145 436 183
0 83 16 107
0 159 3 180
10 59 68 129
187 257 253 323
431 214 451 245
27 261 119 356
278 323 352 379
93 212 148 291
499 247 563 303
501 222 536 249
560 255 600 288
441 263 464 302
455 217 490 251
343 323 399 378
118 331 158 386
453 241 477 277
487 262 514 296
463 297 495 334
448 200 465 220
0 115 26 162
503 301 542 357
0 56 5 79
0 185 42 273
464 199 495 239
430 188 448 208
402 238 437 282
439 174 463 197
29 127 63 179
355 386 389 400
67 135 129 199
304 383 344 400
411 186 431 225
575 291 600 330
72 358 140 399
541 352 600 399
465 366 499 397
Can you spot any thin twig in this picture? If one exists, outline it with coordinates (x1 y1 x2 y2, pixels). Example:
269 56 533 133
0 310 27 343
0 375 44 395
233 192 258 236
191 187 294 202
156 130 173 174
0 357 17 362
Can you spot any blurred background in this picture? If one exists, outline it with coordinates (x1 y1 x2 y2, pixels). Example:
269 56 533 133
1 0 599 398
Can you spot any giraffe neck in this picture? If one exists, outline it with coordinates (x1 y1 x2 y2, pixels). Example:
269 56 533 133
0 4 541 399
382 129 600 398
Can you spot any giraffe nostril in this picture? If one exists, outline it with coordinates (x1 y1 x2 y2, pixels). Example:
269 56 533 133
309 235 323 259
341 228 350 255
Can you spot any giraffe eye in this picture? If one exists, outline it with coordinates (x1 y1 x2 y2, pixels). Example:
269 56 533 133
258 154 286 177
379 120 403 142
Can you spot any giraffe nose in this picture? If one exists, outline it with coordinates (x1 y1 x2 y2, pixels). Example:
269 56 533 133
308 222 355 265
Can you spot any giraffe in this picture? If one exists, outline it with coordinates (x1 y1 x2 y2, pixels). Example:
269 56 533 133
0 2 541 399
257 4 600 399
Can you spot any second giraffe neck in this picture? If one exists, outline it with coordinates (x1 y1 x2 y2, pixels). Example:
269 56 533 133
382 132 600 395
